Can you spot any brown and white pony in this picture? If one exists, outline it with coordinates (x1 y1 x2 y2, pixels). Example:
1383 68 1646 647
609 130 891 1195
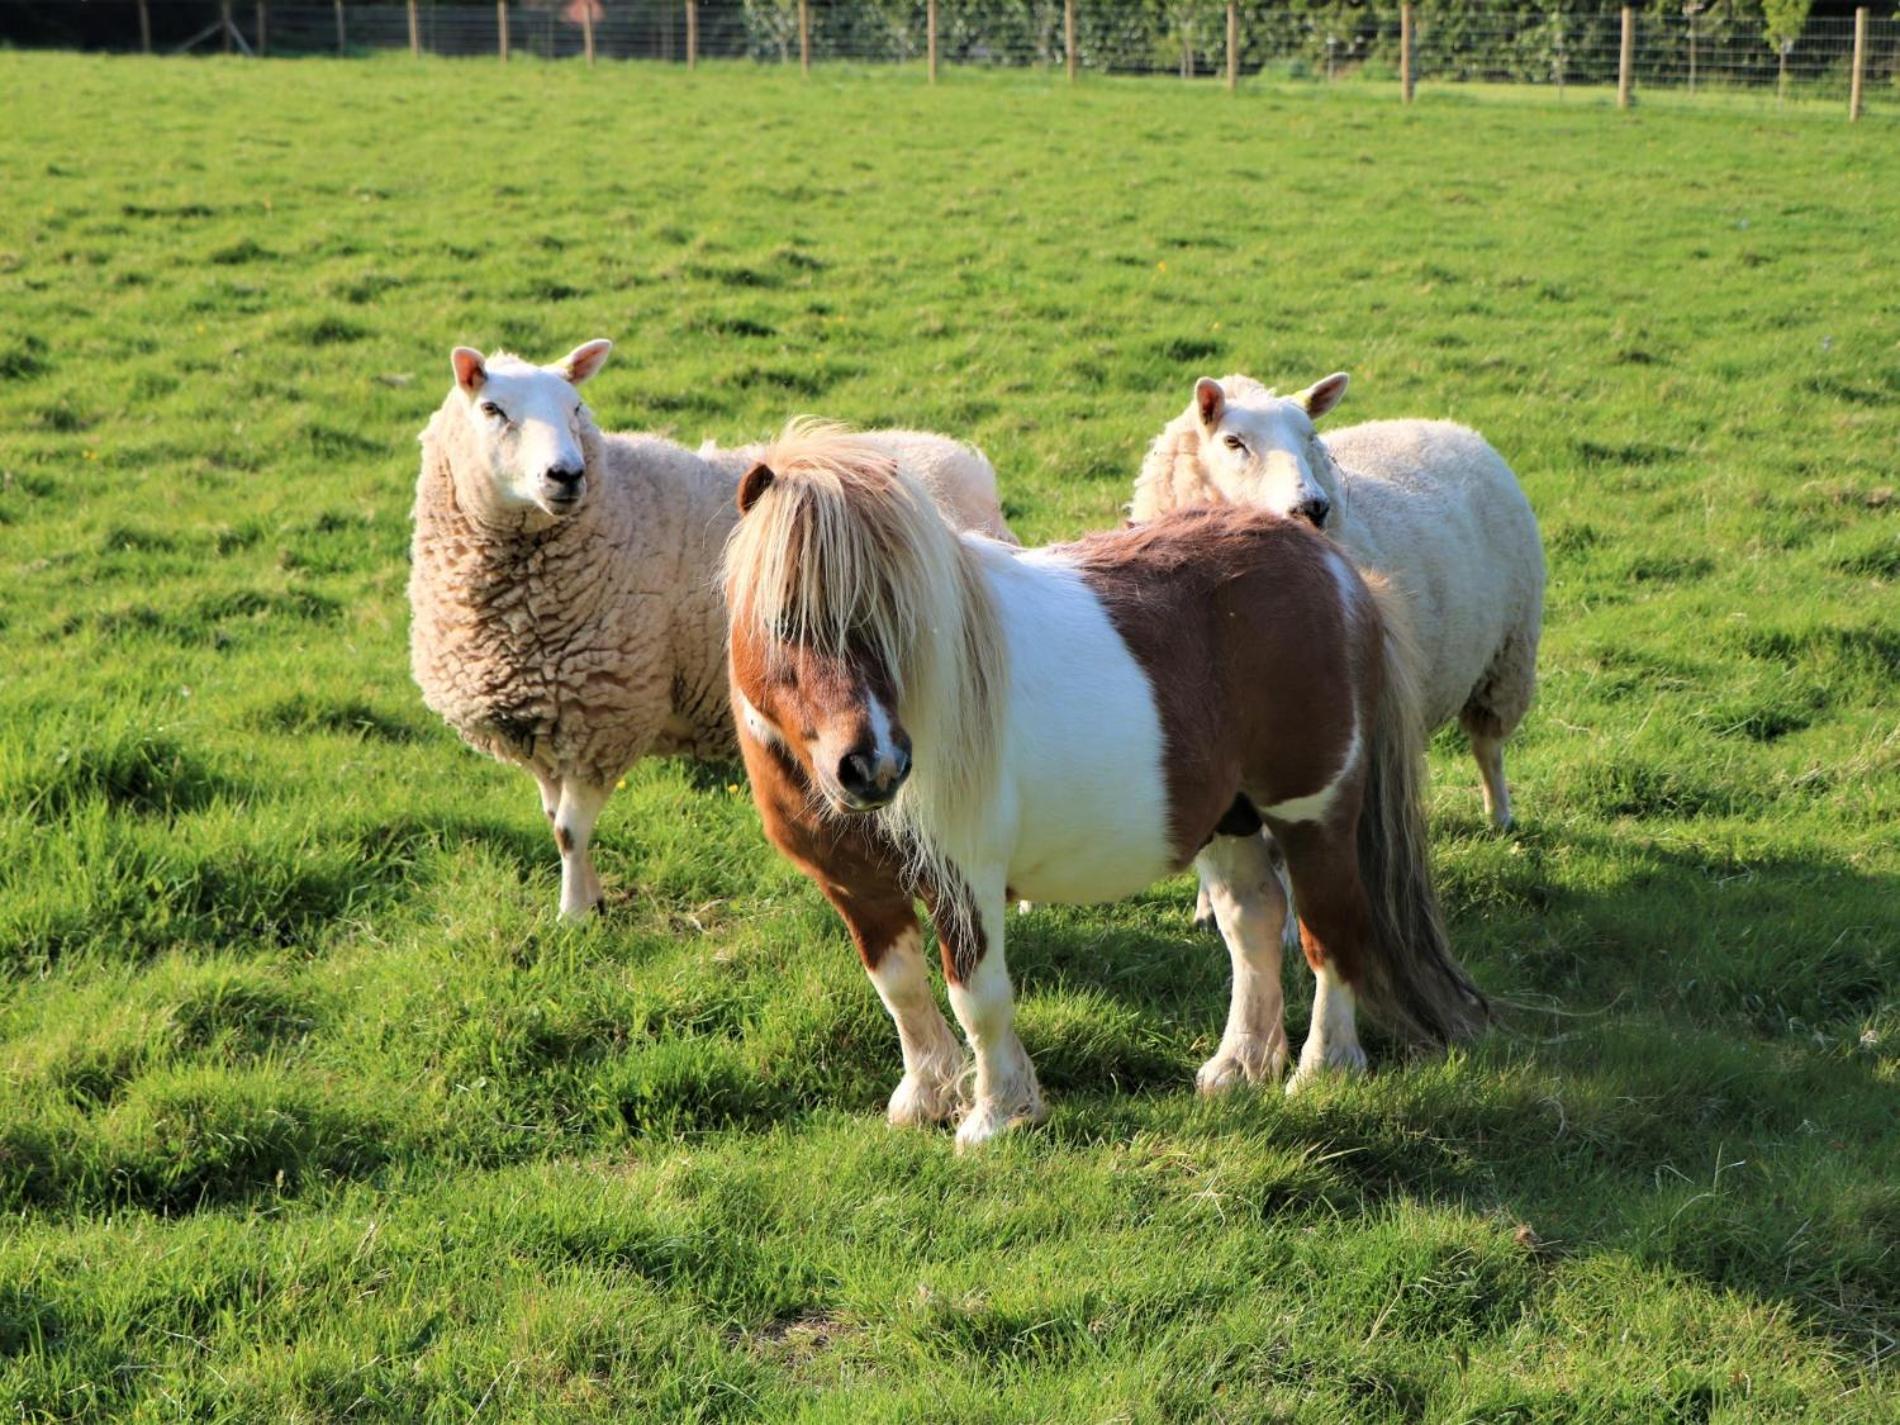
723 423 1486 1147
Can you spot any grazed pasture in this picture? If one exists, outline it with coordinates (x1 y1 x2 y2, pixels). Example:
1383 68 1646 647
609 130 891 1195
0 52 1895 1422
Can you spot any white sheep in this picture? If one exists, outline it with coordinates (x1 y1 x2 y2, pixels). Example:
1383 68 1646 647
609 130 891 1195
409 340 1012 918
1132 372 1544 923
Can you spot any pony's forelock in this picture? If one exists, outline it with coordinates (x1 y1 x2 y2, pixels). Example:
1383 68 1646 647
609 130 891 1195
722 419 1008 912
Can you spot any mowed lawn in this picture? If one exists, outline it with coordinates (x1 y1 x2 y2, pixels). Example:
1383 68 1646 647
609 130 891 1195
1 50 1896 1422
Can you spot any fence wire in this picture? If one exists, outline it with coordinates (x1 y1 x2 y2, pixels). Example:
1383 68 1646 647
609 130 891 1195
2 2 1892 112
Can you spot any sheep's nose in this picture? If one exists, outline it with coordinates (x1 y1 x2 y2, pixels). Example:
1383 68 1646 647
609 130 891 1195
546 464 584 490
1294 496 1331 528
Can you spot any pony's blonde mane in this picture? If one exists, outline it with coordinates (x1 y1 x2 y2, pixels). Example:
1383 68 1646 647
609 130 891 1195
723 420 1009 902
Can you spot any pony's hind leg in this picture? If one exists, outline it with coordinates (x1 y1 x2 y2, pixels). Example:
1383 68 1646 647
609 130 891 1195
1193 833 1291 1093
828 888 965 1128
554 779 611 919
1268 818 1372 1093
933 877 1044 1150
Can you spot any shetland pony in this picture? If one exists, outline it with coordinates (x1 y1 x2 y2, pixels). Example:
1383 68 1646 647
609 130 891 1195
724 424 1487 1147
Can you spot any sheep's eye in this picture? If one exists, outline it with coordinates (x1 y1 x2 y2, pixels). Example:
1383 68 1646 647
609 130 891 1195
1223 435 1246 453
480 401 506 421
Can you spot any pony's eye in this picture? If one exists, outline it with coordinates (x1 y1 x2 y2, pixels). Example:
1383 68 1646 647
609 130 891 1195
480 401 506 421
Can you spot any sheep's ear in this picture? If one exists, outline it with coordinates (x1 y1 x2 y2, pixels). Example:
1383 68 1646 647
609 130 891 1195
1297 372 1350 419
737 462 776 515
452 347 487 395
1194 377 1225 429
559 339 614 386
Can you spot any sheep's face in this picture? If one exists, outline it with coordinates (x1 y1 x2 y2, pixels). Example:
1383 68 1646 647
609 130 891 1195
1192 373 1349 530
449 341 613 520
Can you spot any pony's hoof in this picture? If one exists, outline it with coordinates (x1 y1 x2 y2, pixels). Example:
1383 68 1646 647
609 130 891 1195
1285 1042 1369 1096
953 1093 1047 1152
887 1072 960 1128
1195 1034 1289 1095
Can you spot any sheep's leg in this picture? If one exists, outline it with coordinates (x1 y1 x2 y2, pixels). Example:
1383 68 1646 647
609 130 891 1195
533 770 560 827
1472 734 1512 829
554 779 611 919
1193 833 1291 1093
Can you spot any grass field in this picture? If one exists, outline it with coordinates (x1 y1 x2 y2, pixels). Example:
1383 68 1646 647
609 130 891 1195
1 51 1896 1422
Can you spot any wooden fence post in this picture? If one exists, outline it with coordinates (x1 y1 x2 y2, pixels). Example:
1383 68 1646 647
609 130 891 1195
256 2 268 54
498 1 509 62
221 1 233 52
800 0 810 75
1849 6 1867 121
1226 1 1237 92
928 0 938 82
407 0 420 56
1400 3 1415 104
582 0 596 64
333 0 346 55
1617 6 1634 109
1065 0 1077 83
1686 8 1697 94
137 0 152 52
687 1 698 69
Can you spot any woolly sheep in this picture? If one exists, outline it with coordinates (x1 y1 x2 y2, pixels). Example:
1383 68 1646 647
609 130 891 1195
409 340 1013 918
1133 370 1544 823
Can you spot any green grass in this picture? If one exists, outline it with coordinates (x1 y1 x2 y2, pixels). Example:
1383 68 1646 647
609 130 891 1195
2 51 1896 1422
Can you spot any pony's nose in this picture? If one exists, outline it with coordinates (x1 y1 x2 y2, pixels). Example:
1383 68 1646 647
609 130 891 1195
1294 496 1331 528
838 742 910 807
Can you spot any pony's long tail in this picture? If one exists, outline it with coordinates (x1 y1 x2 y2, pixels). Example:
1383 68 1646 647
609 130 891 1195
1353 577 1489 1047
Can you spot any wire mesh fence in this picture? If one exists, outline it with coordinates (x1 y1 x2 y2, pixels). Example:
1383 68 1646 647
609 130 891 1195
2 2 1892 114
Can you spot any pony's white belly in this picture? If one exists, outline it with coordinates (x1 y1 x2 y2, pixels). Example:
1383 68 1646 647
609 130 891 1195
988 550 1174 904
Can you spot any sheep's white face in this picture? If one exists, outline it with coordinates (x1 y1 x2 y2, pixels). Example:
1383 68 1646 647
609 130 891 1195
1193 373 1349 530
451 341 613 520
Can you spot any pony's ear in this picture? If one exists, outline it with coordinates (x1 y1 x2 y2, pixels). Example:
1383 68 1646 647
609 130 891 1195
1298 372 1350 419
737 462 776 515
559 339 614 386
451 347 487 395
1194 377 1226 429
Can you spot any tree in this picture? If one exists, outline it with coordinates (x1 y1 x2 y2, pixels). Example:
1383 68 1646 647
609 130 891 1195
1761 0 1811 103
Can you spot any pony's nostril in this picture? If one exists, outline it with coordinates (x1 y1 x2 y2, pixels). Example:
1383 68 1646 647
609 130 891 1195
890 745 911 782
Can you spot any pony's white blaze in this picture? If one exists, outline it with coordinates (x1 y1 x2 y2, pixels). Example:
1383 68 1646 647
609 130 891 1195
983 546 1174 905
863 691 902 784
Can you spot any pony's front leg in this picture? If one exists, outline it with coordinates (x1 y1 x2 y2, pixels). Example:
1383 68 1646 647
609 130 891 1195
1192 833 1291 1093
554 779 611 919
934 875 1044 1150
829 891 964 1127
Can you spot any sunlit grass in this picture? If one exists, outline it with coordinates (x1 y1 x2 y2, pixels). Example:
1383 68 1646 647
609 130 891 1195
0 51 1895 1421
